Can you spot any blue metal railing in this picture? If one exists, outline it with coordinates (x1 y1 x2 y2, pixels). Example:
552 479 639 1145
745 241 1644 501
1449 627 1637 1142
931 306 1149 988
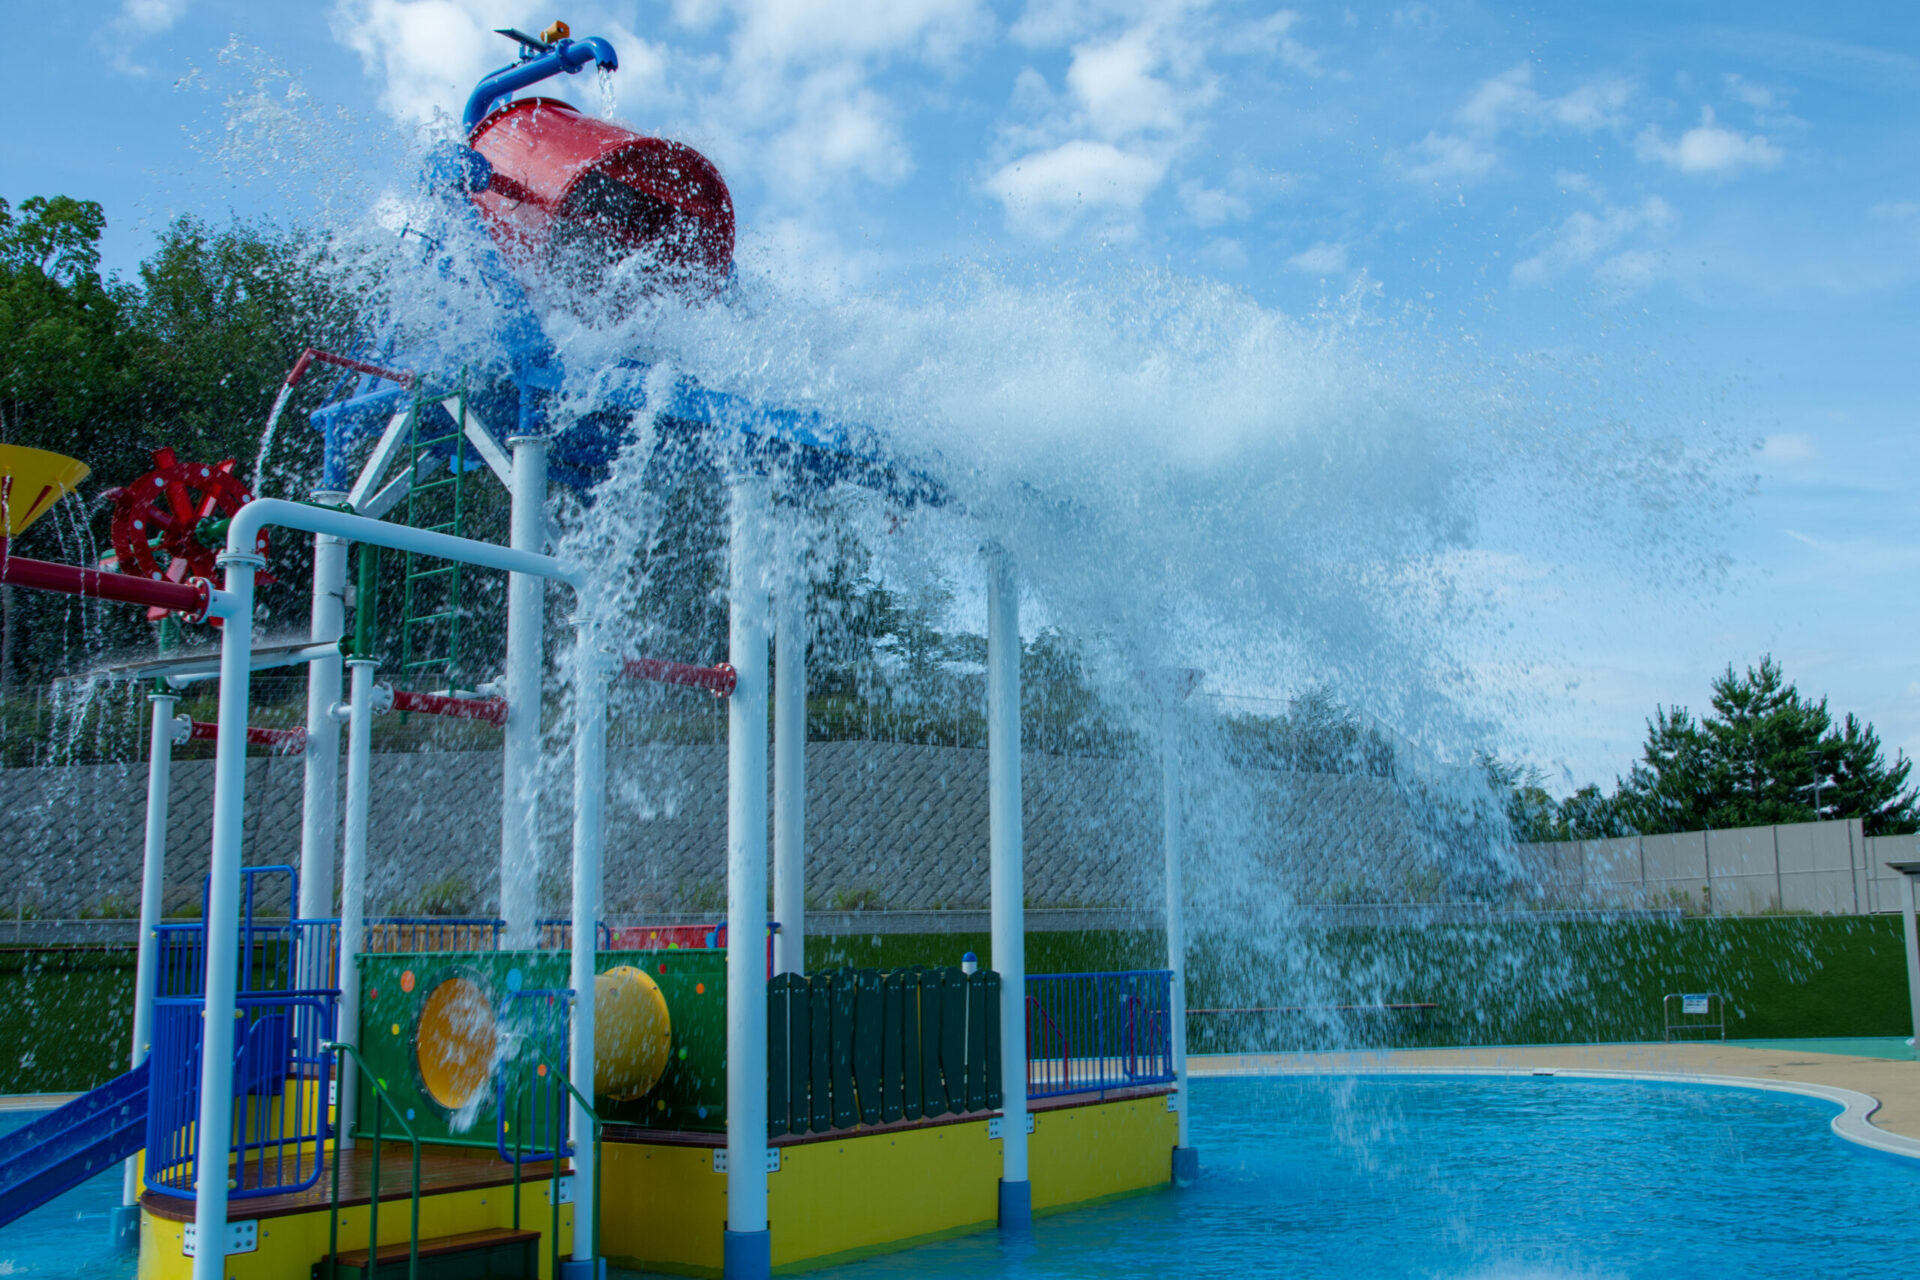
156 918 341 997
493 987 573 1166
1024 970 1175 1099
144 991 335 1200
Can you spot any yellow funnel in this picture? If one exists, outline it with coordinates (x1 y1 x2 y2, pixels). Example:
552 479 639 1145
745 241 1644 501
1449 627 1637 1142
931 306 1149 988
0 445 90 537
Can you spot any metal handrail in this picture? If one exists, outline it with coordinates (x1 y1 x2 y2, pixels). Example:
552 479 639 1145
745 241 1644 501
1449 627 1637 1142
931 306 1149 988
325 1042 420 1280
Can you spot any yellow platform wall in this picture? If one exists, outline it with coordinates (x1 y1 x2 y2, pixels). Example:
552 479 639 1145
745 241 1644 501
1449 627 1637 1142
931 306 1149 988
137 1095 1175 1278
1031 1094 1179 1212
603 1095 1176 1276
138 1175 572 1280
598 1142 729 1275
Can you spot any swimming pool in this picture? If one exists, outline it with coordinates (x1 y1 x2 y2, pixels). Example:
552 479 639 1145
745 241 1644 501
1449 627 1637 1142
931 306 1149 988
805 1075 1917 1279
0 1110 134 1278
6 1074 1913 1278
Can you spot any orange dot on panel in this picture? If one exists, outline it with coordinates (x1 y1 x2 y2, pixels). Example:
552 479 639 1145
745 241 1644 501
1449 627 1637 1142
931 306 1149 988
695 983 705 995
401 970 416 993
537 1063 548 1077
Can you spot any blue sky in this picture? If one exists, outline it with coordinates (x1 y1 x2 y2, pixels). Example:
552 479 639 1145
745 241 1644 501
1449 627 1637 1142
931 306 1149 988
5 1 1919 791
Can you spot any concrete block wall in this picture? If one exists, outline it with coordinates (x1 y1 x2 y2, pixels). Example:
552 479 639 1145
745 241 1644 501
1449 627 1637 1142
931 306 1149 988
1515 819 1877 915
1 742 1444 921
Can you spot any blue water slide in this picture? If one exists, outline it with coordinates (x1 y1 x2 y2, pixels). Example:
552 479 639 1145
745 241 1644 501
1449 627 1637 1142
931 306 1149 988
0 1060 149 1229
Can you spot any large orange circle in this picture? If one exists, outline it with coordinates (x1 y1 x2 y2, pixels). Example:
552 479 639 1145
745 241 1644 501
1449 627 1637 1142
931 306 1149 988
415 976 497 1111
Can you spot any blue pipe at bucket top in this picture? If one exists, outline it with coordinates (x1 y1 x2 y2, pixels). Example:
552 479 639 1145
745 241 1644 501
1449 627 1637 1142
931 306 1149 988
307 29 943 507
463 32 619 133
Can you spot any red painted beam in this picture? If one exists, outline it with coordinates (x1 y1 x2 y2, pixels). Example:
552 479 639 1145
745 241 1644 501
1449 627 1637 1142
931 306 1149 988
285 347 415 389
186 721 307 752
0 539 210 618
620 657 737 697
389 687 509 726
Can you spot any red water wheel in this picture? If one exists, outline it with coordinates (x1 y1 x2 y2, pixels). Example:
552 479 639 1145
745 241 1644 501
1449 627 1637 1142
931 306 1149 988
110 448 268 615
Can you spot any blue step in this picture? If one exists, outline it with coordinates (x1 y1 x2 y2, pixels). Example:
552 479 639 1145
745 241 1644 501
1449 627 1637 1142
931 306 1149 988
0 1060 149 1230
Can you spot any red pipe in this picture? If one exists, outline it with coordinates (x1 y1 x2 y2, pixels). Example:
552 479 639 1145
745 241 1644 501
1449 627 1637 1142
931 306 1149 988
621 657 737 697
0 539 210 619
285 347 415 389
187 721 307 752
389 687 509 726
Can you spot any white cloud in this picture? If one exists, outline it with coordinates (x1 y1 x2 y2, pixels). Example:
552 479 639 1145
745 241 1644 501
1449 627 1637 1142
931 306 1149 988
987 8 1214 236
104 0 189 75
1067 26 1191 139
1178 179 1247 227
1760 433 1817 463
719 0 989 72
122 0 187 32
1456 64 1631 135
1393 132 1498 186
1870 201 1920 222
985 139 1167 237
1287 241 1348 274
1226 10 1324 76
1635 107 1783 177
1513 196 1673 286
1723 73 1778 111
330 0 507 126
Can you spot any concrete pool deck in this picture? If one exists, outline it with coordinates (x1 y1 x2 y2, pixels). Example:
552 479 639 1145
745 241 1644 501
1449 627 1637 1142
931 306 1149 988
1192 1040 1920 1156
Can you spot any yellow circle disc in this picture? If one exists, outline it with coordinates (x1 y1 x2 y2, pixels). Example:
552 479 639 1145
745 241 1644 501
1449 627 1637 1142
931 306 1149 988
595 966 672 1102
416 976 497 1111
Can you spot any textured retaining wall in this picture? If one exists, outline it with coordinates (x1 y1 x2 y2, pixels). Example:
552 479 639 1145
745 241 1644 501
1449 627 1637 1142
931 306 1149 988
0 742 1436 919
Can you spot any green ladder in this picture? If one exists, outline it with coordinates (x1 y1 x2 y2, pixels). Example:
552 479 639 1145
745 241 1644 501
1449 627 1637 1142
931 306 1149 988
398 384 469 690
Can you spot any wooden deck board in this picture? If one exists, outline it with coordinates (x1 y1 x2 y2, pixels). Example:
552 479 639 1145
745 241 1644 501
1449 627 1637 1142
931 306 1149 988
142 1143 568 1222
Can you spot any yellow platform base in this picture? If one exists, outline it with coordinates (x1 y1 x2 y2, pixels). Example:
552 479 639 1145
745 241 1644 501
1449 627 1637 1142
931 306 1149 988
601 1090 1179 1276
136 1090 1176 1278
138 1174 572 1280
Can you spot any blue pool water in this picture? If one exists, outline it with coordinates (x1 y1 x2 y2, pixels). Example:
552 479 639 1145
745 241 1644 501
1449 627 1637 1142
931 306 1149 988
0 1110 134 1277
807 1075 1917 1279
6 1076 1915 1277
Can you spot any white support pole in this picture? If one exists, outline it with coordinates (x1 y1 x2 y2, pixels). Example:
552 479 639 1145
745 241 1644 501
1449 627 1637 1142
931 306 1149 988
297 497 349 921
501 436 548 948
120 693 181 1221
335 658 378 1150
568 622 608 1270
1899 867 1920 1046
772 582 806 977
723 472 771 1280
189 554 260 1280
1157 675 1198 1185
985 543 1030 1228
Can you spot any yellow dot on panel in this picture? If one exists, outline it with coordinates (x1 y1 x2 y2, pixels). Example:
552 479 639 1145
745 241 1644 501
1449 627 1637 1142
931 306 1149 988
391 1023 400 1036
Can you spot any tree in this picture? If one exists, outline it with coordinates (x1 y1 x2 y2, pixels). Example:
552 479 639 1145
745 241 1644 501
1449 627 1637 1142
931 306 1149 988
1584 657 1917 838
0 195 364 691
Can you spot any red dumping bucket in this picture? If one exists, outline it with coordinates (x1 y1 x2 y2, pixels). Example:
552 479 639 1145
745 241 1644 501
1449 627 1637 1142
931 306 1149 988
468 98 734 291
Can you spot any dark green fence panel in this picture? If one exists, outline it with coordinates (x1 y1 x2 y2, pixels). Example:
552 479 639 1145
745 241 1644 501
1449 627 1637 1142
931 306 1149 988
787 974 811 1135
880 971 905 1124
854 968 883 1127
919 968 948 1117
939 967 967 1115
902 968 924 1122
964 970 989 1113
831 969 859 1130
768 973 793 1137
982 971 1003 1110
809 972 833 1133
766 963 1000 1137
